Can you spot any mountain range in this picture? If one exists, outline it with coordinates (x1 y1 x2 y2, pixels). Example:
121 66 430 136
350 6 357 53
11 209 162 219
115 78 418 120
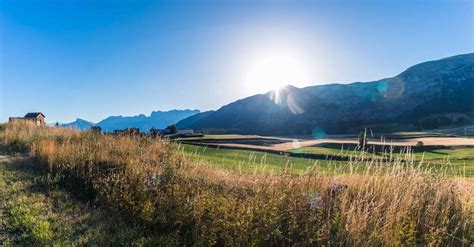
63 53 474 135
62 109 200 132
61 118 95 130
177 53 474 135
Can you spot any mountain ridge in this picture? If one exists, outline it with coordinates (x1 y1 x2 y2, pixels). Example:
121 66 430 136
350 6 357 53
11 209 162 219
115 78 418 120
62 109 200 132
177 53 474 134
61 118 95 130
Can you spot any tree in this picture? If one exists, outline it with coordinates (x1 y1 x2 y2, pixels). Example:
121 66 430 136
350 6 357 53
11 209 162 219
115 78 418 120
149 128 160 138
166 124 178 134
358 130 367 149
415 141 424 148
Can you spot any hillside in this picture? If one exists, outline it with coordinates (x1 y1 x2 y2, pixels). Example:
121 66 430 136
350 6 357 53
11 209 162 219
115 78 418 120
176 110 215 128
178 53 474 134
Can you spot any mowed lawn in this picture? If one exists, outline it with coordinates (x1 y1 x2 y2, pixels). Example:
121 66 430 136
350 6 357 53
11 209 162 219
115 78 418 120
181 144 474 177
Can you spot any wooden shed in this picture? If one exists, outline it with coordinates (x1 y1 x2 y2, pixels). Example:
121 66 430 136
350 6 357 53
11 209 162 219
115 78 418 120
9 112 47 126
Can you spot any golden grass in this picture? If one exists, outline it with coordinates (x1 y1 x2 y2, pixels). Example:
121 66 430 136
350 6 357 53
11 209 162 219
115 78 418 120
1 122 472 246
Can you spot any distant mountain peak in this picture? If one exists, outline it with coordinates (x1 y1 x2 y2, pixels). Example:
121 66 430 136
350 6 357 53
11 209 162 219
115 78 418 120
280 84 299 90
178 53 474 135
75 118 91 122
62 109 201 132
61 118 95 131
97 109 200 132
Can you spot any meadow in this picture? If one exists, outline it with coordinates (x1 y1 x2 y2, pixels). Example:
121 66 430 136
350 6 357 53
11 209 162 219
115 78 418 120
181 144 346 174
1 122 473 245
182 142 474 177
295 145 474 176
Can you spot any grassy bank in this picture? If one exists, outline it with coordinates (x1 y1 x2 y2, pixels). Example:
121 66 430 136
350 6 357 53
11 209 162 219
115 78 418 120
0 156 172 245
1 122 473 245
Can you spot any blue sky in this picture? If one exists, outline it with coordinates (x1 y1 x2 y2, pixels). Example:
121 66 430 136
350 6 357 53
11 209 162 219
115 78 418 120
1 0 472 123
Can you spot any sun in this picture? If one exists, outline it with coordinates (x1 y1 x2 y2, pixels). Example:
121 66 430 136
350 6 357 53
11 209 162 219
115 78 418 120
244 51 310 93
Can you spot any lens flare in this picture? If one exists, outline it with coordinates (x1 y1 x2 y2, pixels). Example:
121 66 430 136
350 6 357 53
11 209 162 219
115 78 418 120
378 78 405 99
292 139 302 153
269 89 282 105
269 86 305 114
287 94 305 114
312 127 326 139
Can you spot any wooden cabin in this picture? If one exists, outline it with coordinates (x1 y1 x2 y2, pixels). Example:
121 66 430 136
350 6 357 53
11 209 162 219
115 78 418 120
9 112 46 126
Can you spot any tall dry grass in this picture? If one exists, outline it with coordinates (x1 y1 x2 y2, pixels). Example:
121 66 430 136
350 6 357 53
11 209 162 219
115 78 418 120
1 122 472 245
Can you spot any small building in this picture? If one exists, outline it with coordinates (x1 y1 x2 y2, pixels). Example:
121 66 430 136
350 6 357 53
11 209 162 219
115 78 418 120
9 112 46 126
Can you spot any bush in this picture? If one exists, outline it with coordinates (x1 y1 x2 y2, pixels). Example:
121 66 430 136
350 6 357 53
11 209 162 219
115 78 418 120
415 141 424 148
166 124 178 134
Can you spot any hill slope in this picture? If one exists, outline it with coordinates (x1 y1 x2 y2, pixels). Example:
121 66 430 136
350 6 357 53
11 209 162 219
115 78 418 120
178 53 474 134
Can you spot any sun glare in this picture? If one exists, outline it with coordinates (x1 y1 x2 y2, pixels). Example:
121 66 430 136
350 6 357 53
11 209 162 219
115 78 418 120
244 51 310 93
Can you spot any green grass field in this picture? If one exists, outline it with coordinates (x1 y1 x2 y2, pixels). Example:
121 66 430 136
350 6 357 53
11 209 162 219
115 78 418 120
304 146 473 176
181 144 474 177
180 144 348 174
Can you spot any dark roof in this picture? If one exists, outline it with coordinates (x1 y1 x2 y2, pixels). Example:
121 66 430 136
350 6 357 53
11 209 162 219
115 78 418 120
24 112 45 118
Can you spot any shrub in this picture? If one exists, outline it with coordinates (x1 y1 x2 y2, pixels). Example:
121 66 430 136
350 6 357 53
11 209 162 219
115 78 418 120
166 124 178 134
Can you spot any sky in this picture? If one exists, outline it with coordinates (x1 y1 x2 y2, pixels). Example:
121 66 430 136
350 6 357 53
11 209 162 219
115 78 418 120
0 0 473 123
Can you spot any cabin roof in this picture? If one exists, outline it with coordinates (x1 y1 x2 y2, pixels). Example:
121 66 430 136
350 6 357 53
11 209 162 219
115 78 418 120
24 112 45 118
